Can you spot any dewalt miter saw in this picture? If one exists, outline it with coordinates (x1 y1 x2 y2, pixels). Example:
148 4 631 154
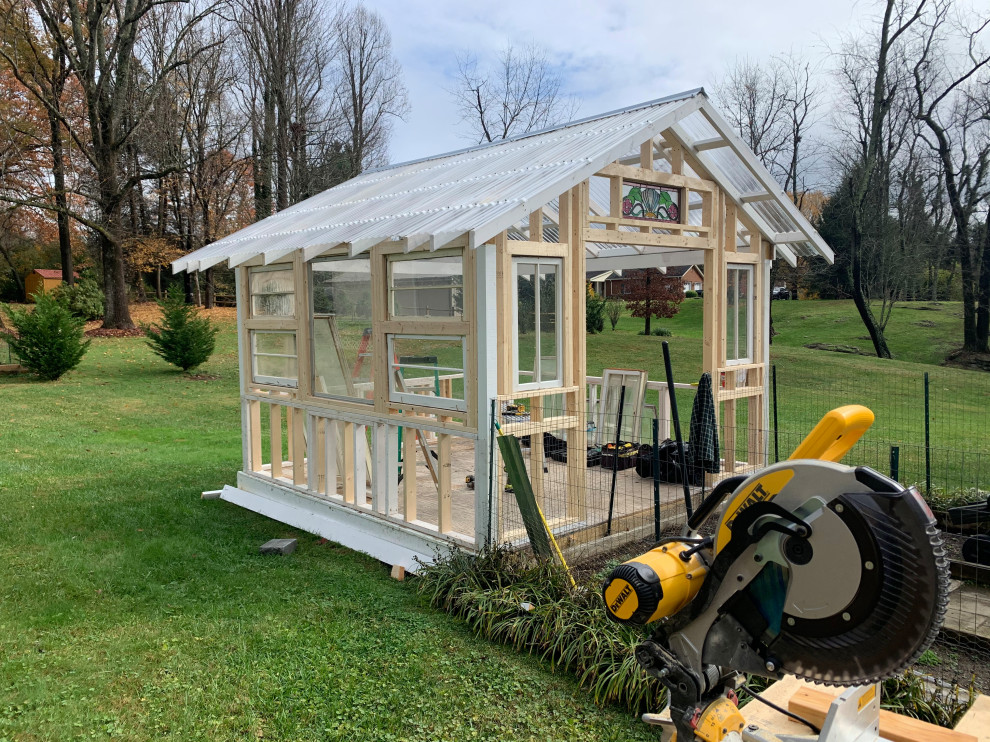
602 406 949 742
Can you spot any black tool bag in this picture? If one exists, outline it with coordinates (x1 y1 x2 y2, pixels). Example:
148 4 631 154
636 439 702 485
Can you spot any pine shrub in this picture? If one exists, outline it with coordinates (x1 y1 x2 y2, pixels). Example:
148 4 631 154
144 292 218 372
53 276 105 320
1 292 90 380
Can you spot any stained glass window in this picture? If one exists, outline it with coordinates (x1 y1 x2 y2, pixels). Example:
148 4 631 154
621 182 681 223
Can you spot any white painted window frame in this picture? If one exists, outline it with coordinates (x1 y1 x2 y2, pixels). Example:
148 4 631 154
726 263 754 366
386 334 468 413
512 257 563 392
251 329 298 387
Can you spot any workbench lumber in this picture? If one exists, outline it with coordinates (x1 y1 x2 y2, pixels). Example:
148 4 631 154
789 686 977 742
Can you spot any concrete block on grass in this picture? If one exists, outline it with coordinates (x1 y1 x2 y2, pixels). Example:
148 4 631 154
260 538 297 555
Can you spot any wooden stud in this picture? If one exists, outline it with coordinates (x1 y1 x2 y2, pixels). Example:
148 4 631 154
639 141 653 234
285 405 294 462
248 400 263 471
354 423 367 505
292 408 307 487
325 419 339 495
438 433 452 533
528 208 543 242
371 245 389 416
269 403 283 478
343 420 355 503
402 423 417 521
595 163 715 192
293 252 313 399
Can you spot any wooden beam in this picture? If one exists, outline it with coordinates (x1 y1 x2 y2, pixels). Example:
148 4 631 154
772 231 809 244
566 182 588 521
528 208 543 242
739 190 775 203
595 163 715 192
343 420 355 503
693 136 728 151
583 229 710 250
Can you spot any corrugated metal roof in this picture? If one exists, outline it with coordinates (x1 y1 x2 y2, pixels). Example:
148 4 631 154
173 88 832 273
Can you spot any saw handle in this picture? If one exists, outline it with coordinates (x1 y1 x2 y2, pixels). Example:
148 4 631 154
788 405 875 463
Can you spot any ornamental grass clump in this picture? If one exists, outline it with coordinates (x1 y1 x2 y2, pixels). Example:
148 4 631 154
417 545 668 713
144 292 218 372
1 291 90 380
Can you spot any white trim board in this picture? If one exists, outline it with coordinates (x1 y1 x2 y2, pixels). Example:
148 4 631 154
222 478 460 573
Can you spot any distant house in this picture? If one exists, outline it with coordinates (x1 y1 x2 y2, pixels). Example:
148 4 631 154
24 269 77 302
587 265 703 297
586 269 629 297
666 265 704 294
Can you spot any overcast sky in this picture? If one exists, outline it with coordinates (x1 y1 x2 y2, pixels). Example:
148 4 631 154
373 0 888 166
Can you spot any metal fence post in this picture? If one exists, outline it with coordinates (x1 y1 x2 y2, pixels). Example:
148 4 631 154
924 372 931 495
772 364 779 463
653 417 661 543
889 445 900 482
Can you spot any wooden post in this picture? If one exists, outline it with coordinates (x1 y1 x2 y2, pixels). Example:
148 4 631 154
354 424 367 505
474 243 499 548
438 433 452 533
565 182 588 520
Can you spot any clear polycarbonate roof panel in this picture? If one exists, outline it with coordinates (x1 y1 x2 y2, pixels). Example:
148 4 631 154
173 89 831 273
174 90 707 272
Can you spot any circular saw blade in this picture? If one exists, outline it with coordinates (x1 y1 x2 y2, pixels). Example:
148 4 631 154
715 462 950 686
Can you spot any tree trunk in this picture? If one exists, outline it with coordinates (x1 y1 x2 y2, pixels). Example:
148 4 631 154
156 266 162 299
975 221 990 353
100 231 134 328
850 231 892 358
49 108 73 287
204 267 215 309
183 272 194 304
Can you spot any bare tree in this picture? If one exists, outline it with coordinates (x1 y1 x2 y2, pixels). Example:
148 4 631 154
453 42 577 144
0 0 222 328
829 0 928 358
713 53 823 337
910 0 990 352
331 2 409 174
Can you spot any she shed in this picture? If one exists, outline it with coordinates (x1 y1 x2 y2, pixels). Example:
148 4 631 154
173 89 833 572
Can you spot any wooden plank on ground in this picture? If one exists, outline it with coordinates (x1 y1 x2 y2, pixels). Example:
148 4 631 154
789 687 977 742
954 694 990 741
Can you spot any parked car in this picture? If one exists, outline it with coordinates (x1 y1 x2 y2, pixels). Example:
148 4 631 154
772 286 791 300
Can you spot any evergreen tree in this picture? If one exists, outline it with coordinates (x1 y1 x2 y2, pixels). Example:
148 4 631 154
1 292 90 380
144 293 218 372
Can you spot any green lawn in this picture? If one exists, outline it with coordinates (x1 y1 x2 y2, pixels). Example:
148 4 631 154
2 296 987 740
0 314 658 742
596 298 990 490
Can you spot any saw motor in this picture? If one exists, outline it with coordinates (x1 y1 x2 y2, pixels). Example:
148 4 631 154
601 406 950 742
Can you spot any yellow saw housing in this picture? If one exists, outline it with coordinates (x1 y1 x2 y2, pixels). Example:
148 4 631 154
603 542 708 625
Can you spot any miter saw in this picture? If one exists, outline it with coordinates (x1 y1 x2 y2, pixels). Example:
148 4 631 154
602 406 949 742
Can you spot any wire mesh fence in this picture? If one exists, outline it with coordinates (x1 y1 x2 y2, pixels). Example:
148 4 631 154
491 359 990 696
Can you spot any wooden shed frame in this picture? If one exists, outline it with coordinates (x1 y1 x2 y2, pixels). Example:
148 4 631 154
174 89 833 572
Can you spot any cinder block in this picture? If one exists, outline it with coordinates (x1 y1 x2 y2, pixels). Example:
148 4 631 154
260 538 297 555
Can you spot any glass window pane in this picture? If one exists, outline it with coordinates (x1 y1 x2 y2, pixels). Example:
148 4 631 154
515 262 538 383
311 257 374 402
255 353 298 380
538 263 558 382
389 254 463 318
389 335 465 409
726 266 752 364
250 266 295 317
252 331 297 385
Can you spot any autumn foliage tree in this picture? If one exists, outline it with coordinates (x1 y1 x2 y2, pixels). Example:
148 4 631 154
624 269 684 335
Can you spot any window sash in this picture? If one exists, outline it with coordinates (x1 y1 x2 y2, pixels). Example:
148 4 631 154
386 334 467 413
513 258 563 391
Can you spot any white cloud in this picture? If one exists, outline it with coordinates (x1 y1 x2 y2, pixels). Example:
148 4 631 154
372 0 981 168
